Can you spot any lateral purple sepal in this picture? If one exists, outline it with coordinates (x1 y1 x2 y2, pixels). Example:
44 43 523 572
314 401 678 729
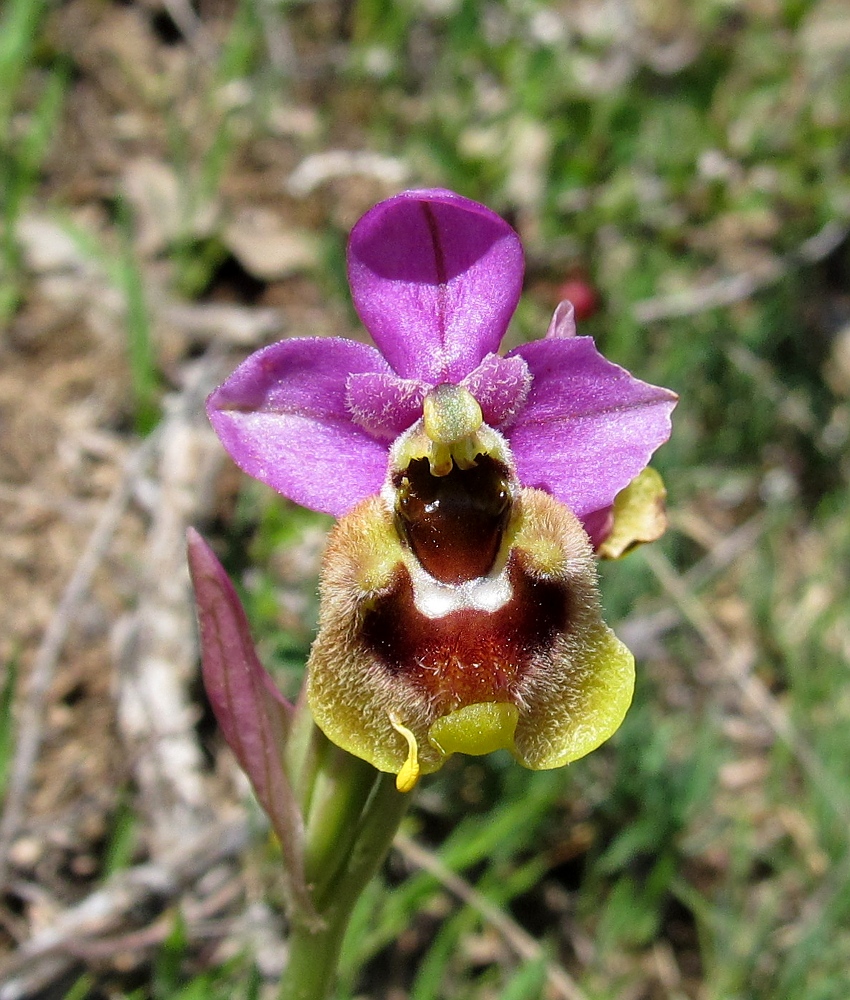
186 528 318 923
581 506 615 549
207 337 391 516
507 338 678 518
347 189 524 383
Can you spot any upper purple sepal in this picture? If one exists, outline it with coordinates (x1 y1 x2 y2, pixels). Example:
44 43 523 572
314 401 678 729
347 189 524 383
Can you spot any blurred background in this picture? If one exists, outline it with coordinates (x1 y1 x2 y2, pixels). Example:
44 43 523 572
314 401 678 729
1 0 850 997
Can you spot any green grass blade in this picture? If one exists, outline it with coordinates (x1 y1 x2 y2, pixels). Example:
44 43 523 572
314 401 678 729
0 658 18 801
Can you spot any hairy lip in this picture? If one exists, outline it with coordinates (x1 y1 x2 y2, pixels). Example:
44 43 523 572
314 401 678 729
360 552 572 715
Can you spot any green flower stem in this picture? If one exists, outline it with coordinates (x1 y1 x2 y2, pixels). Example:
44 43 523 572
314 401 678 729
303 742 382 907
279 772 410 1000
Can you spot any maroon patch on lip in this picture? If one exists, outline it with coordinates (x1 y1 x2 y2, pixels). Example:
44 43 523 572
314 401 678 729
361 554 571 713
395 456 511 584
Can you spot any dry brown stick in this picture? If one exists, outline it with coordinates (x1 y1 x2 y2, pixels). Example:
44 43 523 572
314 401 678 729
642 544 850 943
0 433 160 891
286 150 410 197
394 832 589 1000
619 511 768 657
641 546 850 832
161 0 202 42
62 874 244 960
114 360 225 854
0 817 252 1000
679 511 768 593
633 219 848 322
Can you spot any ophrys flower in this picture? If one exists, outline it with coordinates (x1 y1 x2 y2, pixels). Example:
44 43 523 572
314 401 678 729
205 189 677 790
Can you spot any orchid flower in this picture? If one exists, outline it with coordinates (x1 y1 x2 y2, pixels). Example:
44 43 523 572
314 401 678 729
201 189 676 794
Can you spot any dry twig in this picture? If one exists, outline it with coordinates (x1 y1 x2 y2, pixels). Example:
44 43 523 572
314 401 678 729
0 434 160 890
641 546 850 833
618 512 768 659
633 219 848 322
113 359 225 853
394 832 589 1000
286 150 410 197
0 817 252 1000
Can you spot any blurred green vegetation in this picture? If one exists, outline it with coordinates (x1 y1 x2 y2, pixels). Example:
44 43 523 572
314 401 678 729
236 2 849 997
5 0 849 996
0 0 68 318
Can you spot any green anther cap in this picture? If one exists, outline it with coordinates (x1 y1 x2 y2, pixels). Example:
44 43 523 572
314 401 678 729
423 385 483 444
390 383 509 479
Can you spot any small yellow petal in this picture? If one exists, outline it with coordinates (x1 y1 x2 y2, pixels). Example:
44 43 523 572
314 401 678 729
428 702 519 758
598 467 668 560
389 714 421 793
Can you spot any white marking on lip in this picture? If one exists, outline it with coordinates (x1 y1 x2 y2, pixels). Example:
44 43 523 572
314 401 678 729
409 567 512 619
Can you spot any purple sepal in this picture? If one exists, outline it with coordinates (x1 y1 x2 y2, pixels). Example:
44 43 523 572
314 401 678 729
507 338 678 519
581 506 615 550
205 191 677 529
186 529 318 923
207 337 391 517
347 189 524 383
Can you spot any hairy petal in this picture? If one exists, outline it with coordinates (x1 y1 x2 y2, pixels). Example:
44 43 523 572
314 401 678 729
348 189 524 383
507 338 678 519
346 372 429 440
207 338 391 516
186 529 319 926
462 352 532 428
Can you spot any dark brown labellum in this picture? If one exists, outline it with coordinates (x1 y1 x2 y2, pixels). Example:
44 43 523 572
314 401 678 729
361 553 571 715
